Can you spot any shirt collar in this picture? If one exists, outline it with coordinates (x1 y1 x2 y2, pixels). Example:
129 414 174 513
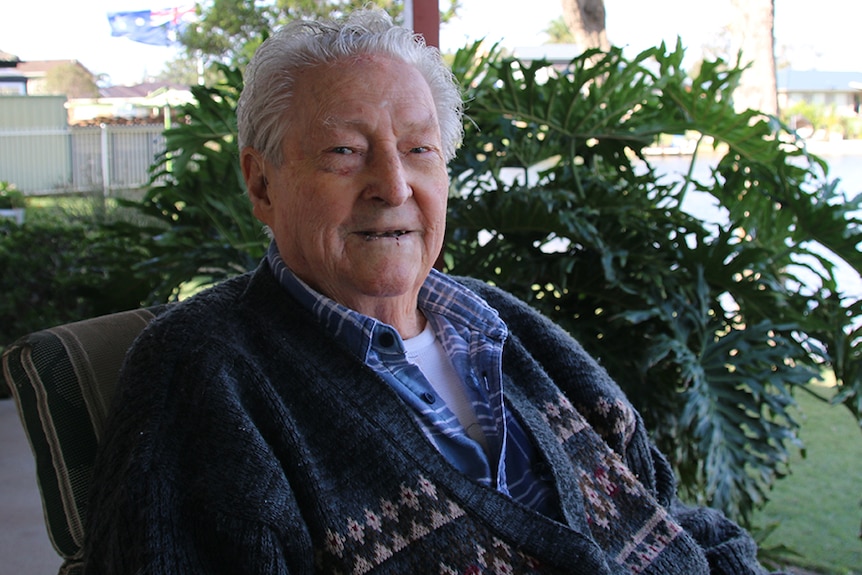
265 242 507 361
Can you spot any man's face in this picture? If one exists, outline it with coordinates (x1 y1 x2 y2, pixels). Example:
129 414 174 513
245 54 449 315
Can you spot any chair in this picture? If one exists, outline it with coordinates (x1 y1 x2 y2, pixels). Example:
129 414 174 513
2 306 167 575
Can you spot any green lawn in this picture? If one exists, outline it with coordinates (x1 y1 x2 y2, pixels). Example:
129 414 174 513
753 381 862 574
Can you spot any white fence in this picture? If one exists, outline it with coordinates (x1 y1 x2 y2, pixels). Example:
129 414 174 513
0 124 166 195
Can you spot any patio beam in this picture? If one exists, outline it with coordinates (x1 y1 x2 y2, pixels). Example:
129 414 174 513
404 0 440 47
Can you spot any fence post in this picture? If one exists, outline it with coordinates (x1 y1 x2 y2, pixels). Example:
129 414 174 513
100 123 110 197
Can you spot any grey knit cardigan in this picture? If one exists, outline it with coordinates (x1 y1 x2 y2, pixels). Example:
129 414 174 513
83 261 776 575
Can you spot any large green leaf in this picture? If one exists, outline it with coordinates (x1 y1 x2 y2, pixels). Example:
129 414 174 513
447 41 861 524
120 64 268 301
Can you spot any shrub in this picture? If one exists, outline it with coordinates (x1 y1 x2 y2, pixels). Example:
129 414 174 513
446 41 861 523
0 182 25 209
115 64 268 302
0 219 156 351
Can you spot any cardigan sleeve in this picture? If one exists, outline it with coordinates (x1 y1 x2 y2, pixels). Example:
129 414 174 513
82 312 315 575
669 502 791 575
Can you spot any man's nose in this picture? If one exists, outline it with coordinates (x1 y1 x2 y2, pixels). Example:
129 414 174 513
365 148 412 206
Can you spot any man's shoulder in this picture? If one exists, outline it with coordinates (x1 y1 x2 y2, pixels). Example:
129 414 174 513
151 272 255 330
131 264 292 357
448 275 547 327
448 275 520 308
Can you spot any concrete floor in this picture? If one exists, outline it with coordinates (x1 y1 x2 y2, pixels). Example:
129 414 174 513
0 397 63 574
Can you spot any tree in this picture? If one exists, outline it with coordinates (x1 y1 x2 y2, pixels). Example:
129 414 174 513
728 0 777 115
545 17 575 44
156 55 203 86
560 0 609 50
179 0 459 75
558 0 778 115
180 0 282 68
43 63 100 99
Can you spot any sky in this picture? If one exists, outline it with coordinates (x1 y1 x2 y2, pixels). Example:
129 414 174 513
1 0 859 86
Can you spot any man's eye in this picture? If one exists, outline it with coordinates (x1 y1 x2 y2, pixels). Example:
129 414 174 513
331 146 355 155
410 146 429 154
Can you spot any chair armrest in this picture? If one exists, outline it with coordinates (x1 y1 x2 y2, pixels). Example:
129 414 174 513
1 306 166 572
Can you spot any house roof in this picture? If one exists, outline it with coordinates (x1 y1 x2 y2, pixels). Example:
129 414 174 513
777 69 862 92
13 59 94 78
0 51 20 67
95 81 194 108
100 82 189 99
513 44 582 64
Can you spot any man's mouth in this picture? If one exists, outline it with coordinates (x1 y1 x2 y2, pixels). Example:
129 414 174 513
360 230 410 241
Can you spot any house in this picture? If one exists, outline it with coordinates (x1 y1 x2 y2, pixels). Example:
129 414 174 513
0 53 189 193
67 82 194 125
0 51 26 95
0 50 192 124
509 55 862 122
513 44 582 68
777 69 862 116
1 58 96 96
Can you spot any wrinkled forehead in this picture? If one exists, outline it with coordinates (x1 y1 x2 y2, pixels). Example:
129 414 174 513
287 55 439 133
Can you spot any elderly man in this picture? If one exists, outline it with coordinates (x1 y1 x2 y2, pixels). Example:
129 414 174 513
83 8 780 575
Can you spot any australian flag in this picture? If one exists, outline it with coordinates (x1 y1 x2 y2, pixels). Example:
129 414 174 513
108 5 196 47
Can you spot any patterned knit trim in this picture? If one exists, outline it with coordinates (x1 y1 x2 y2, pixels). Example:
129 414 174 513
438 537 544 575
579 395 639 450
322 477 457 573
615 508 683 573
540 392 683 573
318 475 545 575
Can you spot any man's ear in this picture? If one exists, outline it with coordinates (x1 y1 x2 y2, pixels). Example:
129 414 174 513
241 147 273 223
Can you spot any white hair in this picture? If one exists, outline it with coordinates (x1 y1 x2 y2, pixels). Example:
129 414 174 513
237 8 464 164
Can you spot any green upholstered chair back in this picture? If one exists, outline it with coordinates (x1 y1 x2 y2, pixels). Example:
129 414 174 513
2 306 166 575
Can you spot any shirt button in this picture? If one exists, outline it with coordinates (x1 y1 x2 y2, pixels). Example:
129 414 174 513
421 392 436 404
377 331 396 348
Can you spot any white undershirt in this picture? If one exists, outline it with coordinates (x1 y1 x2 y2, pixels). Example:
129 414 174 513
403 324 488 450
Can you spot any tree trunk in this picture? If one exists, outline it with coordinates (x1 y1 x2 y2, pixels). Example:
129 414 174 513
729 0 778 115
560 0 609 51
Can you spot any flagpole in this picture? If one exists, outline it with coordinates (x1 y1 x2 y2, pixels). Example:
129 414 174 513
404 0 413 30
197 50 204 85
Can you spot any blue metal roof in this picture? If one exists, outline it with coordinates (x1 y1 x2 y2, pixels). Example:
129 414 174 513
777 69 862 92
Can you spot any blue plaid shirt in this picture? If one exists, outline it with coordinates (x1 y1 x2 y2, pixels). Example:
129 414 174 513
267 245 559 518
